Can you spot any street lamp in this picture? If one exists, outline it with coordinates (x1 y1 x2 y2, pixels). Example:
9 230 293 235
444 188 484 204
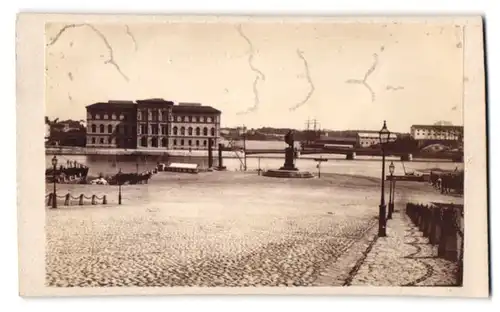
387 161 395 220
51 155 58 208
378 120 391 237
118 168 123 205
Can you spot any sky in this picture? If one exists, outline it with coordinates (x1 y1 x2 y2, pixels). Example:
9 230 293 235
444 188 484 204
45 20 465 133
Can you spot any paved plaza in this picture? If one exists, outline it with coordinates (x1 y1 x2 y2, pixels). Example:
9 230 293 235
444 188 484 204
46 171 463 287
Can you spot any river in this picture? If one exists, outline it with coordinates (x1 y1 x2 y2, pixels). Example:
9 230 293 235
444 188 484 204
45 153 462 180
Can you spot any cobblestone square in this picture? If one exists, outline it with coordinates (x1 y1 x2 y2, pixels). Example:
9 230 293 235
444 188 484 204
46 172 462 287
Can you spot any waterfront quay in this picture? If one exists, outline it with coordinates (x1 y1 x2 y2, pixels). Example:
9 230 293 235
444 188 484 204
46 169 463 287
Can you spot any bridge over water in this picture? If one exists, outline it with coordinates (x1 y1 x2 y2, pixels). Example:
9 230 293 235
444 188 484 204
243 147 463 162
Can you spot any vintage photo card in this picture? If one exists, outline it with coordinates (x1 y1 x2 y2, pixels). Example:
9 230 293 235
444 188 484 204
16 13 489 297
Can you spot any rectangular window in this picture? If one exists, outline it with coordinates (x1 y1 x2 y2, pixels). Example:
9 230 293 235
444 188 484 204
151 125 159 135
161 125 167 135
141 124 147 134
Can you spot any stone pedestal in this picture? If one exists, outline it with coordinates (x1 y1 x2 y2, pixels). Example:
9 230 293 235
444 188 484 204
279 147 298 171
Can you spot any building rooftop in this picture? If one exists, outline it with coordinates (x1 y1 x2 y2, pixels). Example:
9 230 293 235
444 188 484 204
358 132 398 138
86 100 221 114
136 98 175 107
86 101 136 110
173 105 221 114
411 124 463 130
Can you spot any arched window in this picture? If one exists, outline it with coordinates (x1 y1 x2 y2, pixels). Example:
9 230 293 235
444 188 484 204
108 125 113 133
200 116 205 122
161 138 167 147
210 127 215 136
173 139 177 146
152 137 158 148
99 138 104 144
203 127 208 136
181 127 185 135
203 140 207 146
211 139 215 146
196 127 200 136
99 124 104 133
196 140 199 146
188 140 192 146
188 127 193 135
91 124 96 133
173 126 178 135
180 139 184 146
184 116 189 122
177 116 181 122
92 137 96 144
141 136 147 147
207 117 212 123
108 137 112 144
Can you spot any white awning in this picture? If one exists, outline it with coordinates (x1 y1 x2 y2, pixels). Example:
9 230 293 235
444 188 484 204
168 163 199 169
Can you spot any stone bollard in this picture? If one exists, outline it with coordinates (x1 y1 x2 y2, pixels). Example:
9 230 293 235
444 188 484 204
423 206 433 237
79 194 84 205
91 195 96 205
429 208 439 244
103 195 107 205
438 208 450 258
64 193 70 206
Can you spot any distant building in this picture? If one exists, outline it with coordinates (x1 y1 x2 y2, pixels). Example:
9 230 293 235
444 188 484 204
357 132 398 148
410 124 463 141
85 99 221 150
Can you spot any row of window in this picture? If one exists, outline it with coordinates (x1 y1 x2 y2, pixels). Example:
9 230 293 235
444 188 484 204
89 137 134 145
172 126 215 136
88 124 217 136
89 124 136 135
138 110 168 122
173 115 215 123
172 139 213 147
137 137 215 147
89 136 216 148
91 113 129 121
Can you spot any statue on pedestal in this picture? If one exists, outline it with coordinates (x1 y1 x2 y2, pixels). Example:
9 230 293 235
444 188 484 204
280 130 298 171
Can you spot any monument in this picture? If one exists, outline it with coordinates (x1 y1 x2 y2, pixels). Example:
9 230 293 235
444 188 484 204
262 130 314 178
280 130 298 171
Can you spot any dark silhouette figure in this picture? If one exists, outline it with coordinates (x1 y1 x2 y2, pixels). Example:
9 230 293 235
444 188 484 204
285 130 294 148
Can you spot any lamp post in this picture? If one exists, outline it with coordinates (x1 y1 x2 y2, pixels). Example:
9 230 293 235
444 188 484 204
51 155 58 208
387 161 395 220
118 168 123 205
378 120 391 237
242 125 247 171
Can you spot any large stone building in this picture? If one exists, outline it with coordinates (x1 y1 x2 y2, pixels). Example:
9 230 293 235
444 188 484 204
410 124 463 141
86 99 221 150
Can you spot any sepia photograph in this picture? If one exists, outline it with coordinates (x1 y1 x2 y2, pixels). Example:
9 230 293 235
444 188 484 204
16 14 488 297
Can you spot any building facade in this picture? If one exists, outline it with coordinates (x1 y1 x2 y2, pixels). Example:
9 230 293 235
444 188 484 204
410 124 463 141
136 99 174 149
357 132 398 148
86 101 137 148
170 103 221 150
85 99 221 150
